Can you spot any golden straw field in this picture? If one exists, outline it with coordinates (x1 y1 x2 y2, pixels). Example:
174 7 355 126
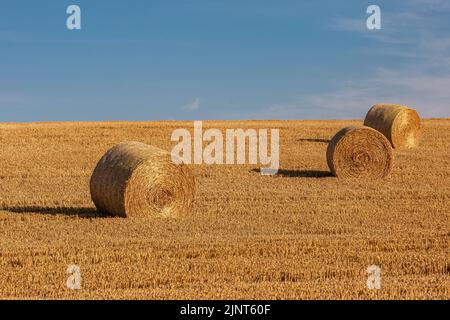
0 119 448 299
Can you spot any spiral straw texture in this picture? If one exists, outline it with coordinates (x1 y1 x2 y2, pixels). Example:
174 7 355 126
90 141 195 217
327 126 393 179
364 104 422 149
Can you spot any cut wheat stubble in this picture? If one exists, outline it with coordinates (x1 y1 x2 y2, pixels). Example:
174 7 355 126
327 126 393 179
364 104 422 149
90 141 196 218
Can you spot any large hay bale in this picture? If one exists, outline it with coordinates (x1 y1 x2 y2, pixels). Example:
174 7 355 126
364 104 422 149
326 126 393 179
90 141 195 217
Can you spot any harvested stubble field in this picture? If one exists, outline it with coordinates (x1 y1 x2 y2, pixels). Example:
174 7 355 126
0 119 448 300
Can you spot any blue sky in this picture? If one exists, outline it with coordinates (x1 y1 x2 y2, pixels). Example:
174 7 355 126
0 0 449 121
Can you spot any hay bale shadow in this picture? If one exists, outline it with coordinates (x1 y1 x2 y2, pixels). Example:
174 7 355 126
252 168 333 178
1 206 106 218
297 138 330 143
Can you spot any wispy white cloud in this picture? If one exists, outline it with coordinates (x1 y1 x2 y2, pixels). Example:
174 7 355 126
266 70 450 119
333 11 422 44
333 17 366 32
307 69 450 118
271 4 450 119
183 97 201 111
409 0 450 11
0 93 29 107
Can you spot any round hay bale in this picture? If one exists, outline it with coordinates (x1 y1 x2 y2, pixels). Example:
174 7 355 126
326 126 393 179
90 141 195 218
363 104 422 149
